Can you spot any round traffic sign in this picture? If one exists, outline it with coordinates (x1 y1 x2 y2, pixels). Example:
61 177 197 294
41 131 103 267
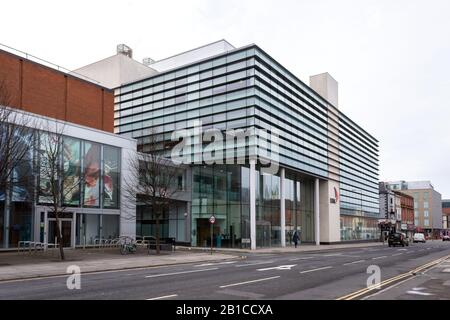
209 215 216 224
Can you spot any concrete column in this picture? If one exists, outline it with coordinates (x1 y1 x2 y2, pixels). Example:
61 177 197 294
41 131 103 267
280 168 286 247
314 178 320 245
250 159 256 250
185 201 191 244
3 186 11 248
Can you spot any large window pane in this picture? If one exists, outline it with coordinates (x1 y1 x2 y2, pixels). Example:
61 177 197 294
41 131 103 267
83 142 101 207
102 215 119 240
103 146 120 209
63 137 81 206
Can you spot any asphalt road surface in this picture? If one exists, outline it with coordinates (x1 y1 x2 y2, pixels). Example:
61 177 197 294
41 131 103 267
1 241 449 300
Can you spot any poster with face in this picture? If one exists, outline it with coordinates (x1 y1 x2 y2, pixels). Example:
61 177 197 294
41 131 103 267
103 146 120 208
63 137 81 206
83 142 100 207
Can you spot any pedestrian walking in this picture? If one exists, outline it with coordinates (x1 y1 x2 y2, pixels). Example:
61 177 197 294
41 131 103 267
293 230 299 248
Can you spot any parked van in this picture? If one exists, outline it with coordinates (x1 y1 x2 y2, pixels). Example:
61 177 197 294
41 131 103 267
413 233 426 243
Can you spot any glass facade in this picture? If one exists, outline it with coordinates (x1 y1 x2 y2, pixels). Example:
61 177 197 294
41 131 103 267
115 44 379 245
1 128 123 248
136 200 187 243
340 215 379 241
191 165 315 248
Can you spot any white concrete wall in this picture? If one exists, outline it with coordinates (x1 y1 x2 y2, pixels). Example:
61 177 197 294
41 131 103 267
310 72 339 107
319 180 341 243
120 145 137 238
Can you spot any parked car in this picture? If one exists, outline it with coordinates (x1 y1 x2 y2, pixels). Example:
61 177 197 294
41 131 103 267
388 232 409 247
443 235 450 242
413 233 426 243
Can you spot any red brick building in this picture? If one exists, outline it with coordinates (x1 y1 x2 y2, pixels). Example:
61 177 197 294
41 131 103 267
394 191 415 236
0 48 114 132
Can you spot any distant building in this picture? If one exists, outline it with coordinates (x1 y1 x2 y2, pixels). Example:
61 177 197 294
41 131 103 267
384 181 443 238
379 182 398 233
395 191 415 238
442 199 450 233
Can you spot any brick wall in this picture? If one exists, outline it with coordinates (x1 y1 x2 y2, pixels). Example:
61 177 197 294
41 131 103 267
0 49 114 132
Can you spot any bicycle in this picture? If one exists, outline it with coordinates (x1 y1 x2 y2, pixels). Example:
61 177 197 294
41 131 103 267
119 236 137 255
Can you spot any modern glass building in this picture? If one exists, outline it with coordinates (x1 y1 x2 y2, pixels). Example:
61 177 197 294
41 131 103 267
0 110 136 249
84 40 380 249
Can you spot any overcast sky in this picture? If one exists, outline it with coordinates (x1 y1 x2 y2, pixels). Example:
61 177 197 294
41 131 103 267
2 0 450 197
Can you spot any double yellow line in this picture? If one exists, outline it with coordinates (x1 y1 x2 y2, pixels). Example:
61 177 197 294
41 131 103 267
336 254 450 300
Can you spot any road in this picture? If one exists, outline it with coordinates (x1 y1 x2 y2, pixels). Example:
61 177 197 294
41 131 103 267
0 241 449 300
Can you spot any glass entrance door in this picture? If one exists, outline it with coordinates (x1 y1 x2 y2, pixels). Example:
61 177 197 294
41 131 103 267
61 221 72 247
47 219 72 247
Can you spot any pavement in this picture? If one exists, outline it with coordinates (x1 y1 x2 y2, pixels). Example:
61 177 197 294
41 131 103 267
0 247 239 281
0 240 449 300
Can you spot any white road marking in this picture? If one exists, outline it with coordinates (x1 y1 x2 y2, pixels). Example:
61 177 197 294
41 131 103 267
146 294 178 300
343 260 366 266
289 257 314 261
406 290 434 296
392 253 403 256
219 276 280 288
372 256 387 260
299 266 332 274
442 269 450 273
257 265 297 271
362 275 418 300
145 268 218 278
194 261 237 267
235 261 275 267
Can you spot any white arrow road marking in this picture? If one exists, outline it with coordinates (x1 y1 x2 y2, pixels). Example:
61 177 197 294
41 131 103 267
147 294 178 300
145 268 218 278
219 276 280 288
300 266 332 274
257 265 297 271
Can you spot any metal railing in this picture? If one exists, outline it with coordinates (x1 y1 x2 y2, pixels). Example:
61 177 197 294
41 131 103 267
0 42 101 85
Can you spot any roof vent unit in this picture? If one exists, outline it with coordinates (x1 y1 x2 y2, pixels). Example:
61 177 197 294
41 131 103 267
117 44 133 58
142 57 155 66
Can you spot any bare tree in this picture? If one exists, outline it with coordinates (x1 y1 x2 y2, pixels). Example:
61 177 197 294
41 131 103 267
0 79 37 248
0 79 36 197
124 133 182 254
38 120 82 260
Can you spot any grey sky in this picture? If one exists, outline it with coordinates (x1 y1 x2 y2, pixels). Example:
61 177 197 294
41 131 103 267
2 0 450 196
